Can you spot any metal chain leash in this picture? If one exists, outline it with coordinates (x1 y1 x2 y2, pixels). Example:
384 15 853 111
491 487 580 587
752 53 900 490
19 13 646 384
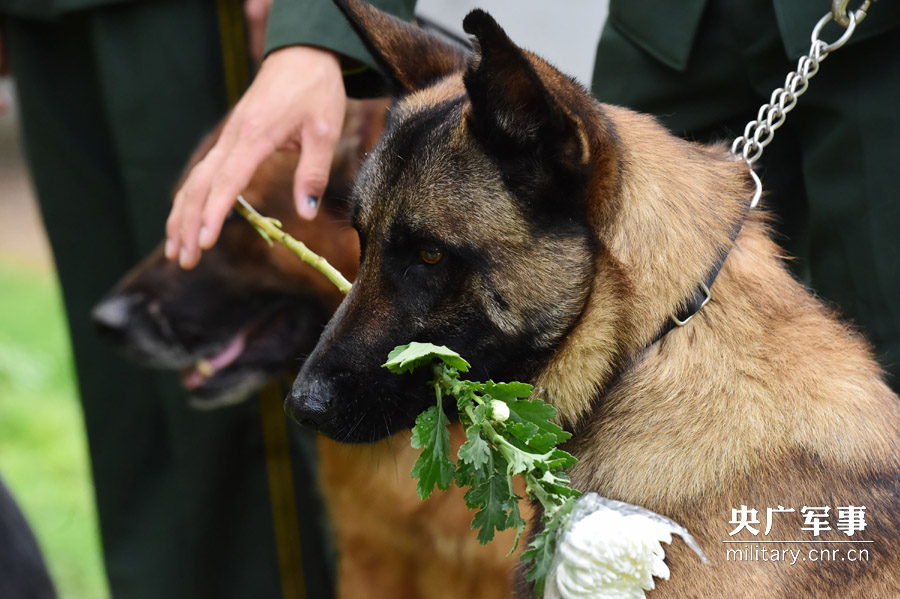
669 0 879 329
730 0 877 208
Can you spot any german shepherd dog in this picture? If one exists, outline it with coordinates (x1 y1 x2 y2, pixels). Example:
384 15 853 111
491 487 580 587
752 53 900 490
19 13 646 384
93 99 522 599
288 1 900 597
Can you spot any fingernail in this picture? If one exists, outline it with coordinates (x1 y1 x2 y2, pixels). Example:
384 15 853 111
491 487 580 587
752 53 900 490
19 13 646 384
179 247 190 267
299 195 320 220
199 226 213 249
165 239 177 259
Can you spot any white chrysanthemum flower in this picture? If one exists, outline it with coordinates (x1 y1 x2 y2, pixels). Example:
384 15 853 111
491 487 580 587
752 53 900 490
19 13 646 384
546 494 708 599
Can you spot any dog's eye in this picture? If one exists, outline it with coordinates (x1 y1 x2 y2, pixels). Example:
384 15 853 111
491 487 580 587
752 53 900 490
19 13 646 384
419 249 444 265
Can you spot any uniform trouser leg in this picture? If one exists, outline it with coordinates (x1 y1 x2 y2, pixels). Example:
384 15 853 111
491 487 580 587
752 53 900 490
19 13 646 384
8 13 189 597
7 2 335 597
592 0 900 387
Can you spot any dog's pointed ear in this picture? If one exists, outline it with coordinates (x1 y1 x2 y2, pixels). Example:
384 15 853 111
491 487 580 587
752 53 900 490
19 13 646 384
462 10 589 166
334 0 468 93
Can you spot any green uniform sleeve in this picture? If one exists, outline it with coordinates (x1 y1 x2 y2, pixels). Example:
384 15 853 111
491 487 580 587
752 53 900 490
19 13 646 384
604 0 706 72
264 0 417 97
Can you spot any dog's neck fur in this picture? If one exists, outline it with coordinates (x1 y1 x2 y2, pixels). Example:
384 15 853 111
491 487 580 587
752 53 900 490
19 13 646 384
535 105 752 429
533 104 900 513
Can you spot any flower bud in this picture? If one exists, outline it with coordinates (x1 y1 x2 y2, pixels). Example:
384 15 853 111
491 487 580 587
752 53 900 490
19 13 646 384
489 400 510 422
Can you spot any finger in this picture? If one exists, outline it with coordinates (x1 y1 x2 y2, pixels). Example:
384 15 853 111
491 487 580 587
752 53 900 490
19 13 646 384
165 123 240 262
166 144 227 265
294 119 340 220
202 135 276 246
176 175 209 270
165 197 184 260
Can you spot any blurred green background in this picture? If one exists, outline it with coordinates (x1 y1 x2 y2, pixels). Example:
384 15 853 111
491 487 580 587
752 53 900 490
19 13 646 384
1 79 109 598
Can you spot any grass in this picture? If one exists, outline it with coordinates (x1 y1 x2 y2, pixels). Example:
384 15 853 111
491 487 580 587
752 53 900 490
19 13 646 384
0 258 108 598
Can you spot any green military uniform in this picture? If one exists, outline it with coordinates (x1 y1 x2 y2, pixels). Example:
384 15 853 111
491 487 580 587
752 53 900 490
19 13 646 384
593 0 900 389
1 0 357 597
266 0 415 96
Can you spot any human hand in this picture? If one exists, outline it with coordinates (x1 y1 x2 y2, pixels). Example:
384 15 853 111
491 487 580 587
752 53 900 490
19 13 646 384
243 0 272 68
166 45 346 269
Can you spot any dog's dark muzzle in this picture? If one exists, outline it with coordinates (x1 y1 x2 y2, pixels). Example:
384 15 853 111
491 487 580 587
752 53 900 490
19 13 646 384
286 375 335 434
91 291 194 369
91 293 145 348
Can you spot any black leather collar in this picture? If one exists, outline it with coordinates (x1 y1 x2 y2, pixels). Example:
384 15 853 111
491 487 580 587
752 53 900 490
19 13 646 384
651 202 752 344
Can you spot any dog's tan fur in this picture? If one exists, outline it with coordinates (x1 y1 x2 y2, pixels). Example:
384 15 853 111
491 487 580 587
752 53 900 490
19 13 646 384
300 3 900 596
320 430 528 599
545 107 900 597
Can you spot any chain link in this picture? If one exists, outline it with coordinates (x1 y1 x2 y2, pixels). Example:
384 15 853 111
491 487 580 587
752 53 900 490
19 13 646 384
730 2 875 208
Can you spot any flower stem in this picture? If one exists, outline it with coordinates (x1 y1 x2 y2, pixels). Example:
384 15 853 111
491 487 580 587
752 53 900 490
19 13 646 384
524 472 559 519
234 195 352 295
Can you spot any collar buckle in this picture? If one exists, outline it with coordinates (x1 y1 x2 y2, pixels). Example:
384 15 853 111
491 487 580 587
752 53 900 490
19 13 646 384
670 281 711 327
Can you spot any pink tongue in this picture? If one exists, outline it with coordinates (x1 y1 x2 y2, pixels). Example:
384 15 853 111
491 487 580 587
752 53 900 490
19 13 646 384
206 332 247 371
180 332 248 391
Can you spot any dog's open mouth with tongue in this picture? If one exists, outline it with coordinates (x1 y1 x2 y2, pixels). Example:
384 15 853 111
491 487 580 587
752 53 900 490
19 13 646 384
92 254 338 409
171 307 324 408
180 329 250 392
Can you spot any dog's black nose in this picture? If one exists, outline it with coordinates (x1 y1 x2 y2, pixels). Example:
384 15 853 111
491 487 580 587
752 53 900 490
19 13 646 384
286 377 333 433
91 293 143 346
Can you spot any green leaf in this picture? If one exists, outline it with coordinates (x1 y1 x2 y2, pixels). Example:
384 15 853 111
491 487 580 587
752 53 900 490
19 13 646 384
506 447 542 476
410 405 454 499
545 448 578 471
383 342 470 374
466 473 518 544
522 528 556 596
506 422 559 454
482 380 533 402
505 496 527 556
456 385 479 411
468 402 489 427
504 398 572 447
458 425 490 470
521 497 576 595
527 432 561 454
537 471 582 500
